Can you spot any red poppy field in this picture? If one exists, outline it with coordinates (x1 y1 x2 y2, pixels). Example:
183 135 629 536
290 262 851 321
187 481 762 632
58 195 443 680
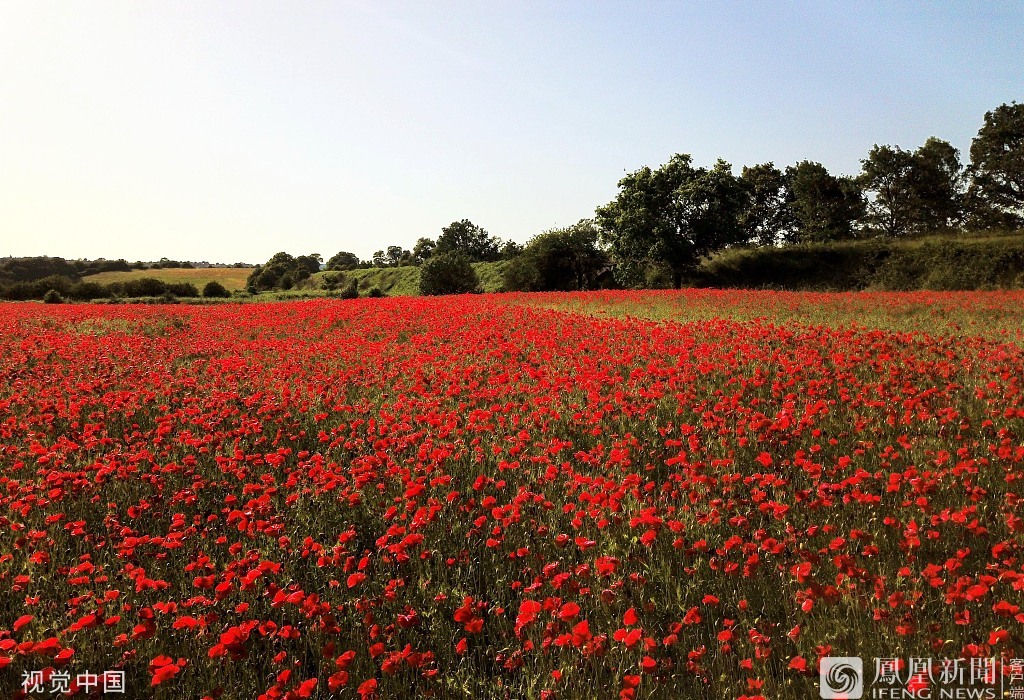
1 291 1023 699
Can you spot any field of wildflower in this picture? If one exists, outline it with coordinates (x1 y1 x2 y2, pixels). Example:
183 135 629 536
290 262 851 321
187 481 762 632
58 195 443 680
1 291 1023 699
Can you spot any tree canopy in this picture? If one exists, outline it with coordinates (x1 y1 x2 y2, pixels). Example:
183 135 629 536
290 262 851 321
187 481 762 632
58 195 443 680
596 155 749 288
434 220 503 262
419 252 480 295
502 220 608 292
784 161 865 242
969 102 1024 227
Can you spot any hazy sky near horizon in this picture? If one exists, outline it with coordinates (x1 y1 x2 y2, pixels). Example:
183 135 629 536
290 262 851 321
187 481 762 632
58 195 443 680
1 2 1021 264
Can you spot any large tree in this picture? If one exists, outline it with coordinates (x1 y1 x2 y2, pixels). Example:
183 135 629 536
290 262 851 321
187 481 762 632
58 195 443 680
596 154 749 288
385 246 411 267
968 102 1024 227
327 251 360 270
435 220 502 262
784 161 865 242
859 139 964 237
419 252 480 295
859 145 918 237
911 137 965 231
739 162 792 246
502 220 608 292
412 238 435 264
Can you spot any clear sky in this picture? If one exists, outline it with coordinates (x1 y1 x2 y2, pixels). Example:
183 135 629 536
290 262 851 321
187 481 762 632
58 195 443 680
1 1 1021 263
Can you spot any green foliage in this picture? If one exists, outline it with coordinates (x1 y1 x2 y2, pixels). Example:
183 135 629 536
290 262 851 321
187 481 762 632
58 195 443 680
859 139 964 236
0 256 131 285
42 289 63 304
326 251 361 271
412 238 435 264
435 220 502 262
502 220 608 291
968 102 1024 227
784 161 865 242
696 232 1024 291
739 162 792 246
339 278 360 299
202 280 231 298
67 281 106 301
419 252 480 295
366 287 385 298
596 154 750 288
247 252 322 292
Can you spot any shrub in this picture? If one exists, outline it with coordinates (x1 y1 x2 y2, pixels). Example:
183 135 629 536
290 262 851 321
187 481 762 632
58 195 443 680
42 289 63 304
123 278 167 297
167 282 199 298
67 282 107 301
419 252 480 296
202 280 232 298
367 287 385 298
339 279 360 299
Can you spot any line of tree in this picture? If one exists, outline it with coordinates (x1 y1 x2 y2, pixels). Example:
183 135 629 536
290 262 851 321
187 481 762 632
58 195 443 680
0 275 234 302
594 101 1023 287
252 220 525 293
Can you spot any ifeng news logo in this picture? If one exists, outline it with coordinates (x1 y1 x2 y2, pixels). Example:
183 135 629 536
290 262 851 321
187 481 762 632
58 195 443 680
821 657 864 699
819 656 1017 699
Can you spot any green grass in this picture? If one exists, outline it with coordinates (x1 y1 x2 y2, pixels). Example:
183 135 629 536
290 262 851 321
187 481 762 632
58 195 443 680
520 287 1024 341
84 267 254 291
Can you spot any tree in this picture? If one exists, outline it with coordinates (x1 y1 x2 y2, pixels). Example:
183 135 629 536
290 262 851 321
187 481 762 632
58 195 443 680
435 220 502 262
784 161 865 242
968 102 1024 227
859 139 964 237
385 246 411 267
595 154 750 288
911 137 964 231
419 252 480 295
246 252 321 292
412 238 435 264
202 280 231 298
327 251 360 270
339 278 360 299
371 250 387 268
500 240 523 259
294 254 322 275
503 220 608 292
739 163 792 246
859 145 918 237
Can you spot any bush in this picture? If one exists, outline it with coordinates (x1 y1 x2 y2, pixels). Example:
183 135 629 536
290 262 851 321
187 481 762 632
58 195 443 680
42 289 63 304
67 282 107 301
366 287 385 298
502 222 608 292
202 280 232 298
339 279 360 299
122 278 167 297
419 252 480 296
167 282 199 298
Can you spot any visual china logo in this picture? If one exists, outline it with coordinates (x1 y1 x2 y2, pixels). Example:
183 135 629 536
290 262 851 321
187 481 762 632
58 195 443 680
820 657 864 699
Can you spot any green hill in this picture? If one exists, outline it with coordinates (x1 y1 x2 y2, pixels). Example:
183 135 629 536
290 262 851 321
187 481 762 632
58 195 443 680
312 261 508 296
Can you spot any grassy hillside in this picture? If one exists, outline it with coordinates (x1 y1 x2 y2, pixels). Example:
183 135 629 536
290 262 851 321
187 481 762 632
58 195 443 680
311 261 508 296
85 267 254 291
693 231 1024 291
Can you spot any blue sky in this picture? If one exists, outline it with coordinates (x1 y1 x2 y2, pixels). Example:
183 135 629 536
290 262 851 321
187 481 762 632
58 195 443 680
1 1 1021 263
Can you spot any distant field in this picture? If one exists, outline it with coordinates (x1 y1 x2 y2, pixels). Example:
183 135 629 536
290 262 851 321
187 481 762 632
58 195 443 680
84 267 253 291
